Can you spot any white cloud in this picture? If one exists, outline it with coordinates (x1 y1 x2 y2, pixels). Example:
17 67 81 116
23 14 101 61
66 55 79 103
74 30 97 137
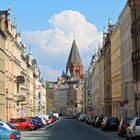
22 10 102 81
39 66 61 81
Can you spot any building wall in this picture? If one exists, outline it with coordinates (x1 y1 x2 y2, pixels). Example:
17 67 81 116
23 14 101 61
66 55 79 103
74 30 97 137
92 61 100 115
47 88 57 114
111 23 121 119
26 57 34 117
104 38 112 116
5 31 15 121
119 5 134 117
20 53 27 118
13 40 23 118
128 0 140 116
56 89 67 115
98 54 105 115
84 69 93 115
0 30 6 120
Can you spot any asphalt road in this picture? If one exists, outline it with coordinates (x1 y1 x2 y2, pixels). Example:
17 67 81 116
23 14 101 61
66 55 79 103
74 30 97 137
21 119 125 140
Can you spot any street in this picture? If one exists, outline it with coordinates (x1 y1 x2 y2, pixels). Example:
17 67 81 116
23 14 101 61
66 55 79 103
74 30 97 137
21 118 126 140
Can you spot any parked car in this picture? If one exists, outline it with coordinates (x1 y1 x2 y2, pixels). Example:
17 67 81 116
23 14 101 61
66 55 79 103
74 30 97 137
0 121 21 140
85 117 89 124
0 121 16 130
95 115 104 127
41 118 48 126
30 118 41 129
78 114 87 122
118 118 133 137
85 116 94 125
101 116 120 131
33 117 44 127
11 118 35 131
53 113 59 119
92 116 98 126
126 117 140 140
38 115 51 122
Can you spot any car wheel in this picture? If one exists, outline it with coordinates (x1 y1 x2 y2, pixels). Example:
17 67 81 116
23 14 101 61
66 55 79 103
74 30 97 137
24 126 30 131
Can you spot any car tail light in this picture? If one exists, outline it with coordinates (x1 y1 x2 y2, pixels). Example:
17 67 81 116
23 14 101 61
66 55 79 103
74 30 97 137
10 133 14 140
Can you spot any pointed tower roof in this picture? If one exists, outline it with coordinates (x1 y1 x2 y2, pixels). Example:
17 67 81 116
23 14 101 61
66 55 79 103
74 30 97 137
66 69 71 77
67 39 82 66
61 70 66 77
28 46 33 56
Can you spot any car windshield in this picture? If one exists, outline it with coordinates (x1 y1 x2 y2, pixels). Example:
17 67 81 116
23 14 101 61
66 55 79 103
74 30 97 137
6 122 16 130
123 118 132 126
109 118 118 123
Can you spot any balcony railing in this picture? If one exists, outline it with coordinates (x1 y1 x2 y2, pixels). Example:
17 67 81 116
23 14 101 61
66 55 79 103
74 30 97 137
13 94 26 102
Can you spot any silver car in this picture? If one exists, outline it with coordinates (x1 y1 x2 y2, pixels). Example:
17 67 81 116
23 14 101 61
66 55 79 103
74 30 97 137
126 117 140 140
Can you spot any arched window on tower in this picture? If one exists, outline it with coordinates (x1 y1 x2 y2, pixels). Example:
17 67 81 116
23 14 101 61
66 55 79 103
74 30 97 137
75 69 80 77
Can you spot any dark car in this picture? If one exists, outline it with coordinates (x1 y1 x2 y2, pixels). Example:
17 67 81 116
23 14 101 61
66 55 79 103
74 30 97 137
86 116 94 125
33 117 44 128
95 115 104 127
118 118 133 137
101 117 120 131
31 118 41 129
92 116 98 126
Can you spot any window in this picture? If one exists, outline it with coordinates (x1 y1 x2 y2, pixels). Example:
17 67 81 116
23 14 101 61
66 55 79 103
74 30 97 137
0 123 3 126
133 63 138 82
20 119 26 122
6 122 16 130
38 92 41 99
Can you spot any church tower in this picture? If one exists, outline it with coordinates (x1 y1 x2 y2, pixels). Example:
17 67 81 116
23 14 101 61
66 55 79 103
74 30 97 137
66 39 84 80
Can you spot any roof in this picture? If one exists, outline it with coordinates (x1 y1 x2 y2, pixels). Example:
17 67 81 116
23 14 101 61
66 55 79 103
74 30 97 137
66 69 71 77
0 10 7 16
67 39 82 66
61 70 66 77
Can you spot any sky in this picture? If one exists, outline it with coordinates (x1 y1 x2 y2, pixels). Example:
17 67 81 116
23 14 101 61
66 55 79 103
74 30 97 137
0 0 127 81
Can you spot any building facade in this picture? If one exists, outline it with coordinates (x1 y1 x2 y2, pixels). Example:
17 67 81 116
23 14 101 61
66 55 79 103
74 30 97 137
111 23 121 119
92 58 100 115
102 20 113 116
128 0 140 116
0 24 6 120
0 5 46 120
98 51 105 115
119 4 134 117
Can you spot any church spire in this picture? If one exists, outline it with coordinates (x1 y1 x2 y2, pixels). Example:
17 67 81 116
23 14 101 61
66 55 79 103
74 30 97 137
66 39 84 80
67 39 82 67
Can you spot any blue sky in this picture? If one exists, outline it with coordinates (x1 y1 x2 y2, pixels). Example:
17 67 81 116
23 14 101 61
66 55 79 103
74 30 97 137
0 0 127 81
1 0 127 31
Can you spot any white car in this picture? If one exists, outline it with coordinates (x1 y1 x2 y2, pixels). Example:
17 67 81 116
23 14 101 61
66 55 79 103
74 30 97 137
0 121 16 131
126 117 140 140
78 114 87 121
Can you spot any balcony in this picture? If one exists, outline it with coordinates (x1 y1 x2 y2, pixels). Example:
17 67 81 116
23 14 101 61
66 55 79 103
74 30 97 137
13 94 26 102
